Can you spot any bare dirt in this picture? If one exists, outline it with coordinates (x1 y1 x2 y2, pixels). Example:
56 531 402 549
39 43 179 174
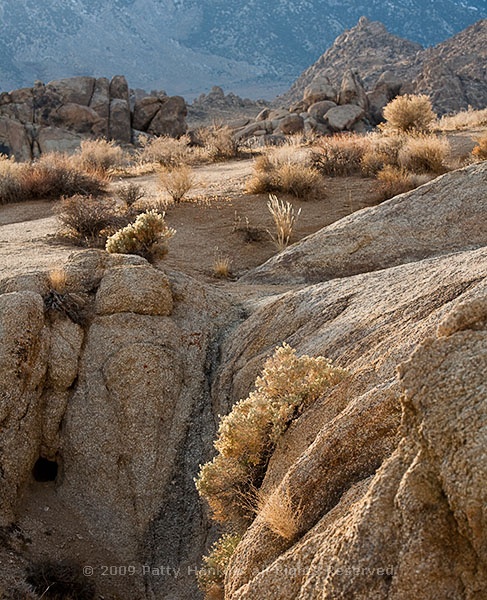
0 158 379 284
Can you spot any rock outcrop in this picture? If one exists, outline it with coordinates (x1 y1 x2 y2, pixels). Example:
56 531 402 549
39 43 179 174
0 251 240 599
282 17 487 116
0 76 187 160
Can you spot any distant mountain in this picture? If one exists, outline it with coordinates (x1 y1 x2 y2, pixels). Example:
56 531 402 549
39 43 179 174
281 17 487 114
0 1 486 99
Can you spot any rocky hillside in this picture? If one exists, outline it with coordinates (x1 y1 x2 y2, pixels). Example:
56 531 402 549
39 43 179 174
1 0 486 98
283 17 487 114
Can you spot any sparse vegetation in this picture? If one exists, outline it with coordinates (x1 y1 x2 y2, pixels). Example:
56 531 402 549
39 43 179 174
381 94 436 134
375 166 426 201
198 124 240 161
117 182 146 207
267 194 301 251
196 343 346 528
105 209 176 262
398 134 451 174
197 533 242 598
0 153 107 205
25 560 96 600
213 253 232 278
158 164 195 203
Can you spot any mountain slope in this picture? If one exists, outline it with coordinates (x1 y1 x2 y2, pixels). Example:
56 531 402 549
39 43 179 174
0 0 486 98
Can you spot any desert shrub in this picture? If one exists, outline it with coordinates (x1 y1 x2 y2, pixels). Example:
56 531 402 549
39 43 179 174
398 135 451 174
246 147 323 200
382 94 436 134
360 134 405 175
436 107 487 131
213 253 232 278
105 209 176 262
77 139 127 173
0 153 107 204
311 134 370 176
137 134 191 167
25 560 95 600
197 534 242 598
374 166 418 201
56 194 124 245
472 132 487 161
267 194 301 251
198 125 239 161
196 343 346 528
118 182 146 207
158 164 194 203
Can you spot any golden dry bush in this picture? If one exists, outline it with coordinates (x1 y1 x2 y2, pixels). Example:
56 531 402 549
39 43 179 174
472 133 487 161
158 164 195 203
360 133 405 175
311 134 371 176
137 134 191 167
267 194 301 251
212 253 232 279
77 139 127 173
197 124 239 161
48 268 67 294
398 135 451 174
382 94 436 134
257 488 303 540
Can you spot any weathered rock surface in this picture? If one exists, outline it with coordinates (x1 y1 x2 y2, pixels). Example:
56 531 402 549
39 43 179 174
0 75 188 159
325 103 364 131
242 162 487 285
222 274 487 599
0 251 240 599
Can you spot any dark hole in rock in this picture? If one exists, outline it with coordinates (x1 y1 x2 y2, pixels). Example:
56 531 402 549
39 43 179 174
32 457 58 482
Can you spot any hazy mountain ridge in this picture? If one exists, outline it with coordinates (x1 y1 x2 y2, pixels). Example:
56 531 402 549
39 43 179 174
1 0 486 99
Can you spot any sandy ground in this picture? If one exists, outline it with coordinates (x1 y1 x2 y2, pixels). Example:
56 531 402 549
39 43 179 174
0 158 379 283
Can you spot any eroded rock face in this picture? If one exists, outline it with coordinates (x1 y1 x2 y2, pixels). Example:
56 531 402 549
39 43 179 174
0 251 239 599
223 281 487 600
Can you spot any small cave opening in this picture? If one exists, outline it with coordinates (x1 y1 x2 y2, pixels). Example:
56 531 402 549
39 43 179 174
32 457 59 482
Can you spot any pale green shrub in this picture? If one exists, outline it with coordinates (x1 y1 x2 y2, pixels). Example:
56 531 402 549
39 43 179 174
197 534 242 597
196 343 346 527
105 209 176 262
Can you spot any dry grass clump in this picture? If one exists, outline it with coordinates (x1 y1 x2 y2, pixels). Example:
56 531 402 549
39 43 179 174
198 124 240 161
247 146 324 200
158 164 195 203
381 94 436 134
267 194 301 251
197 534 242 598
77 139 128 173
311 134 370 176
360 134 405 176
374 166 430 201
436 107 487 131
398 135 451 174
257 488 303 540
105 209 176 262
472 132 487 161
0 153 107 204
213 253 232 279
195 343 346 528
56 194 125 246
137 134 191 167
